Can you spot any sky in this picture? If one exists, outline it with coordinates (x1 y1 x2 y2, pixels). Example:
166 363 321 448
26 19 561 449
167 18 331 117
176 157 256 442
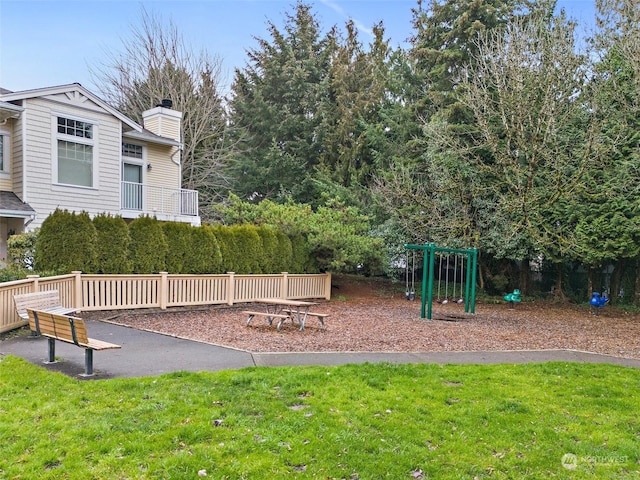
0 0 596 96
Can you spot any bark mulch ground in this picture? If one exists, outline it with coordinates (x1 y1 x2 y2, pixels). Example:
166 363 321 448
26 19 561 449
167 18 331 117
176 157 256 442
84 276 640 359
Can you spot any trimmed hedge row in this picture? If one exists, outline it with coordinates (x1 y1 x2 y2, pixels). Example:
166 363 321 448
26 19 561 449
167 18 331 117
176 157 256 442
30 209 312 275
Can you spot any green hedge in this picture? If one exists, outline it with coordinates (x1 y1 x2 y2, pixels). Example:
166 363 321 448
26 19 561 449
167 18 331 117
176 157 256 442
35 209 97 273
26 212 312 276
128 216 168 274
93 214 132 274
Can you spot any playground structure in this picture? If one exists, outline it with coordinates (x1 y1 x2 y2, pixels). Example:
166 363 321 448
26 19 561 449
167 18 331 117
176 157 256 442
404 243 478 319
504 289 522 307
589 291 609 316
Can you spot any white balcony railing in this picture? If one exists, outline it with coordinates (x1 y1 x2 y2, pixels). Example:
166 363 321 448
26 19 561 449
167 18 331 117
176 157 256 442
122 181 199 217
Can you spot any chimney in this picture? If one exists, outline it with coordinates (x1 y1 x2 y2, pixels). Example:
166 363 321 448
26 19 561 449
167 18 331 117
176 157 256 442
142 99 182 142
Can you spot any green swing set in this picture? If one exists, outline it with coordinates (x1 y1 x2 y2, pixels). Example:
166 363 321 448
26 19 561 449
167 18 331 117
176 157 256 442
404 243 478 320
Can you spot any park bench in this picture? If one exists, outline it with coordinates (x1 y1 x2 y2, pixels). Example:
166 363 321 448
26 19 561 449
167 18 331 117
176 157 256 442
26 309 121 376
13 290 78 321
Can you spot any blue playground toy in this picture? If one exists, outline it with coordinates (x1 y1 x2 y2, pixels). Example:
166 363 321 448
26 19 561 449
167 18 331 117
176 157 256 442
504 289 521 307
589 291 609 315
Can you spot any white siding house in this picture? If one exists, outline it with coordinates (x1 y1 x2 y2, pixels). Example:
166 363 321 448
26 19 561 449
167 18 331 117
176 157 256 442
0 83 200 263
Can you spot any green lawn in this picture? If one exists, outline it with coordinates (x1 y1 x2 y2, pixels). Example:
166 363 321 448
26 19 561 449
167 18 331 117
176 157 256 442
1 355 638 479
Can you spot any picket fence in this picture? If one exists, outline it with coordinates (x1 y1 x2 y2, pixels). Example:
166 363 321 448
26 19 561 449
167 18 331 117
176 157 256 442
0 271 332 334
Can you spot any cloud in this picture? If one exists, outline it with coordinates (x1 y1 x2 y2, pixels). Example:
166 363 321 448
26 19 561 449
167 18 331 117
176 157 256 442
319 0 373 37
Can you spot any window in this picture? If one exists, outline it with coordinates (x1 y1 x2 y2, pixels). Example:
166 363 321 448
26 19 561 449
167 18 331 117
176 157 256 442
122 143 143 159
58 117 92 138
0 135 5 172
56 116 94 187
0 131 9 174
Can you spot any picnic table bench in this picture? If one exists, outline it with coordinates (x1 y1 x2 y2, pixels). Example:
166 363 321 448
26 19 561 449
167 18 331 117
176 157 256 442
244 298 329 331
13 290 78 321
27 309 121 376
282 308 329 331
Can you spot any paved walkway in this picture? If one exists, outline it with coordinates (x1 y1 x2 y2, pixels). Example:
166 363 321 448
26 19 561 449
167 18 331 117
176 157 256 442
2 320 639 379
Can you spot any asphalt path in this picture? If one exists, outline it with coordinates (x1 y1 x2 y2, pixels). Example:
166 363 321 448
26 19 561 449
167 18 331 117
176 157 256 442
2 320 639 379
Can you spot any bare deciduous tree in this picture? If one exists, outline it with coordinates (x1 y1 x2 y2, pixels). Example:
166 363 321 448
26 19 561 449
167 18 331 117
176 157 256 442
91 8 237 218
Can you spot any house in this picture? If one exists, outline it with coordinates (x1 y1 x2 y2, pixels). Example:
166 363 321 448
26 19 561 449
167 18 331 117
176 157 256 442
0 83 200 263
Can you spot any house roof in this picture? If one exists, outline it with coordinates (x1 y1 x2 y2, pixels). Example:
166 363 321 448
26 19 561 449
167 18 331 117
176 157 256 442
123 129 181 147
0 83 181 147
0 191 36 218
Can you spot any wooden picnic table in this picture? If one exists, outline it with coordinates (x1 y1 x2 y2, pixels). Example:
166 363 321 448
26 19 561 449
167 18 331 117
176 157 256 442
246 298 320 331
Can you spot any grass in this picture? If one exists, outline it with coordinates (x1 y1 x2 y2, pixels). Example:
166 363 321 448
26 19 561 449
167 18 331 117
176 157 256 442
1 356 639 479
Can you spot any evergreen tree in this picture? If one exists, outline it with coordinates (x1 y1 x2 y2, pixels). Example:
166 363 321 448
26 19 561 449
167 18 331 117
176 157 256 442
317 21 391 191
228 1 337 204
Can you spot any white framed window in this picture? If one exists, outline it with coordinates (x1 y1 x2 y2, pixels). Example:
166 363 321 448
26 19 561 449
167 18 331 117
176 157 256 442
55 115 95 187
122 142 143 159
0 131 9 174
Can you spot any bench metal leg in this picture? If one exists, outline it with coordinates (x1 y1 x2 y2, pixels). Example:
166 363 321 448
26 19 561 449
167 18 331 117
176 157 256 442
80 349 95 377
45 338 57 364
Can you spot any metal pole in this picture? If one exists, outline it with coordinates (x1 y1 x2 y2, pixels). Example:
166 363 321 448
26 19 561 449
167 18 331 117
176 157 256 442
426 243 435 319
464 249 472 313
420 244 428 318
470 248 478 314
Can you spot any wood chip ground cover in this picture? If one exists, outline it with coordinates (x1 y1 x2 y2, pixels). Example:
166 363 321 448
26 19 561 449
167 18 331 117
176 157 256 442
86 278 640 358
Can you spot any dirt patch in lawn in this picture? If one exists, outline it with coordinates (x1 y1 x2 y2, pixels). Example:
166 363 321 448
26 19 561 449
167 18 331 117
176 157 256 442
85 275 640 358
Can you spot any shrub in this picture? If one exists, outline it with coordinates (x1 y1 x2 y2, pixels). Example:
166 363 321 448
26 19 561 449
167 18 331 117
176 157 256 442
256 226 279 273
93 214 132 274
230 224 263 274
210 225 236 273
7 231 38 270
163 222 192 274
34 209 97 273
274 230 293 272
128 216 168 273
184 225 222 274
290 233 315 273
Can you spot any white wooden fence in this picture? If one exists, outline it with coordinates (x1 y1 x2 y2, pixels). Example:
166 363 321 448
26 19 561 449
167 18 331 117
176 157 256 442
0 271 331 333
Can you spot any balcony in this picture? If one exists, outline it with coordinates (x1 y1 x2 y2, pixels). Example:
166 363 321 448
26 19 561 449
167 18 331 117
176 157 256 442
121 181 200 225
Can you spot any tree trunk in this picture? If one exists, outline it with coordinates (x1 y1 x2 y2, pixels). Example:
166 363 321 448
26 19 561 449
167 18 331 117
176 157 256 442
477 254 486 291
610 259 627 305
519 259 530 295
552 263 568 302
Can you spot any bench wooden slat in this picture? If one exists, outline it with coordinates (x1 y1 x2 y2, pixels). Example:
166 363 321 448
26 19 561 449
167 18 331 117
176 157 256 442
85 338 122 350
283 309 329 318
242 310 290 319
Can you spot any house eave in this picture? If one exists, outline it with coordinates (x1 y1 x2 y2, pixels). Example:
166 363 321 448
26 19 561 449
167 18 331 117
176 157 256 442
123 129 182 147
0 100 24 122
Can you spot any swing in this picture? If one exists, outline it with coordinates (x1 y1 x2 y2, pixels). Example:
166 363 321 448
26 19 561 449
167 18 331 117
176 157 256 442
405 251 416 301
436 254 443 303
441 254 450 304
457 256 465 304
